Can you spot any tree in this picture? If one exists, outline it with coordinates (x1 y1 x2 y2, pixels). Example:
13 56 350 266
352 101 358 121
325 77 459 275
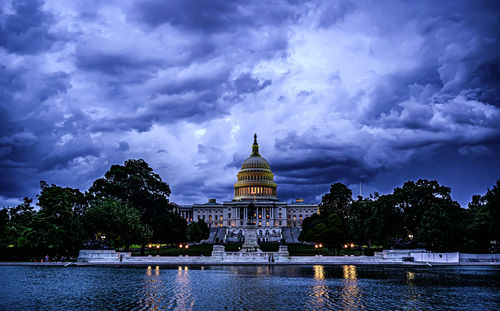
300 182 352 252
347 196 373 246
4 197 36 247
19 183 87 257
0 208 10 248
393 179 464 251
467 180 500 252
84 198 152 250
319 183 352 218
89 159 186 252
187 219 210 242
364 194 405 248
483 180 500 242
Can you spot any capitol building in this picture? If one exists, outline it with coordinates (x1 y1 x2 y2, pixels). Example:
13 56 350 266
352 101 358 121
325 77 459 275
177 135 318 243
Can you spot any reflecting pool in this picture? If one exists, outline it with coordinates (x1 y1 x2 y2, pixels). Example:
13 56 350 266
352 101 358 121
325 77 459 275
0 265 499 310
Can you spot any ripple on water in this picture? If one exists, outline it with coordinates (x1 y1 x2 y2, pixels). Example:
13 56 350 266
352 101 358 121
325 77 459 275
0 265 499 310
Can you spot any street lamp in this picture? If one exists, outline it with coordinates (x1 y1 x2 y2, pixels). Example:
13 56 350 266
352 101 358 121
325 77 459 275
179 243 189 255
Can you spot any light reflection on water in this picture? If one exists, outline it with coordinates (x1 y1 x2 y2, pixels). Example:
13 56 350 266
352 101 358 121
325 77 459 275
0 265 498 310
141 266 163 310
172 266 193 311
341 265 363 310
307 265 330 310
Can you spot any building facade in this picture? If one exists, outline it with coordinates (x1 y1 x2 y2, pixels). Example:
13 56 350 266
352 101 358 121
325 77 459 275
177 134 318 241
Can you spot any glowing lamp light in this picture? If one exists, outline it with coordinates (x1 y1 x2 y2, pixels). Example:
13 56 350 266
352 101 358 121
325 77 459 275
148 244 152 248
344 244 348 248
156 244 160 249
185 245 189 249
179 244 183 248
315 244 319 249
319 244 323 248
350 243 354 248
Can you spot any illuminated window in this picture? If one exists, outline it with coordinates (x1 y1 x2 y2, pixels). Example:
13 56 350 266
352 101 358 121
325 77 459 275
259 221 261 226
220 216 223 220
209 215 212 221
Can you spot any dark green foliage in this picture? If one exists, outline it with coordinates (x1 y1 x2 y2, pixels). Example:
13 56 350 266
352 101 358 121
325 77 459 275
391 180 465 251
465 180 500 252
300 184 349 251
187 219 210 242
0 159 191 260
89 159 187 248
15 183 88 258
364 194 404 247
319 183 352 219
85 198 152 250
301 179 499 253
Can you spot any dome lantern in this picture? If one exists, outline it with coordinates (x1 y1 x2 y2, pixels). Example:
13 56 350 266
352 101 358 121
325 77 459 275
251 133 260 156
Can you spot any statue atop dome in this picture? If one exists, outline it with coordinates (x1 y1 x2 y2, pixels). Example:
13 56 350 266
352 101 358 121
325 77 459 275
251 133 260 157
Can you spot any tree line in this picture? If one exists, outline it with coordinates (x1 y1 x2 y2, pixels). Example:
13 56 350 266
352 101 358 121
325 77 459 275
300 179 500 253
0 159 209 261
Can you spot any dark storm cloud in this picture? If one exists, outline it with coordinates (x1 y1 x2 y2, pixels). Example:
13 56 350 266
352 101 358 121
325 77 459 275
76 50 162 77
0 0 57 54
272 134 380 185
91 90 230 133
130 0 240 31
130 0 296 32
1 0 500 208
233 73 271 94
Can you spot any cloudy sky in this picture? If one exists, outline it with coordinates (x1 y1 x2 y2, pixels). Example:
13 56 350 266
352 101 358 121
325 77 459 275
1 0 499 208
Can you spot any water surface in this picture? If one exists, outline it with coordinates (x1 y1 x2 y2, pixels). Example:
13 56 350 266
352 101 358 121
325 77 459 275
0 265 498 310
